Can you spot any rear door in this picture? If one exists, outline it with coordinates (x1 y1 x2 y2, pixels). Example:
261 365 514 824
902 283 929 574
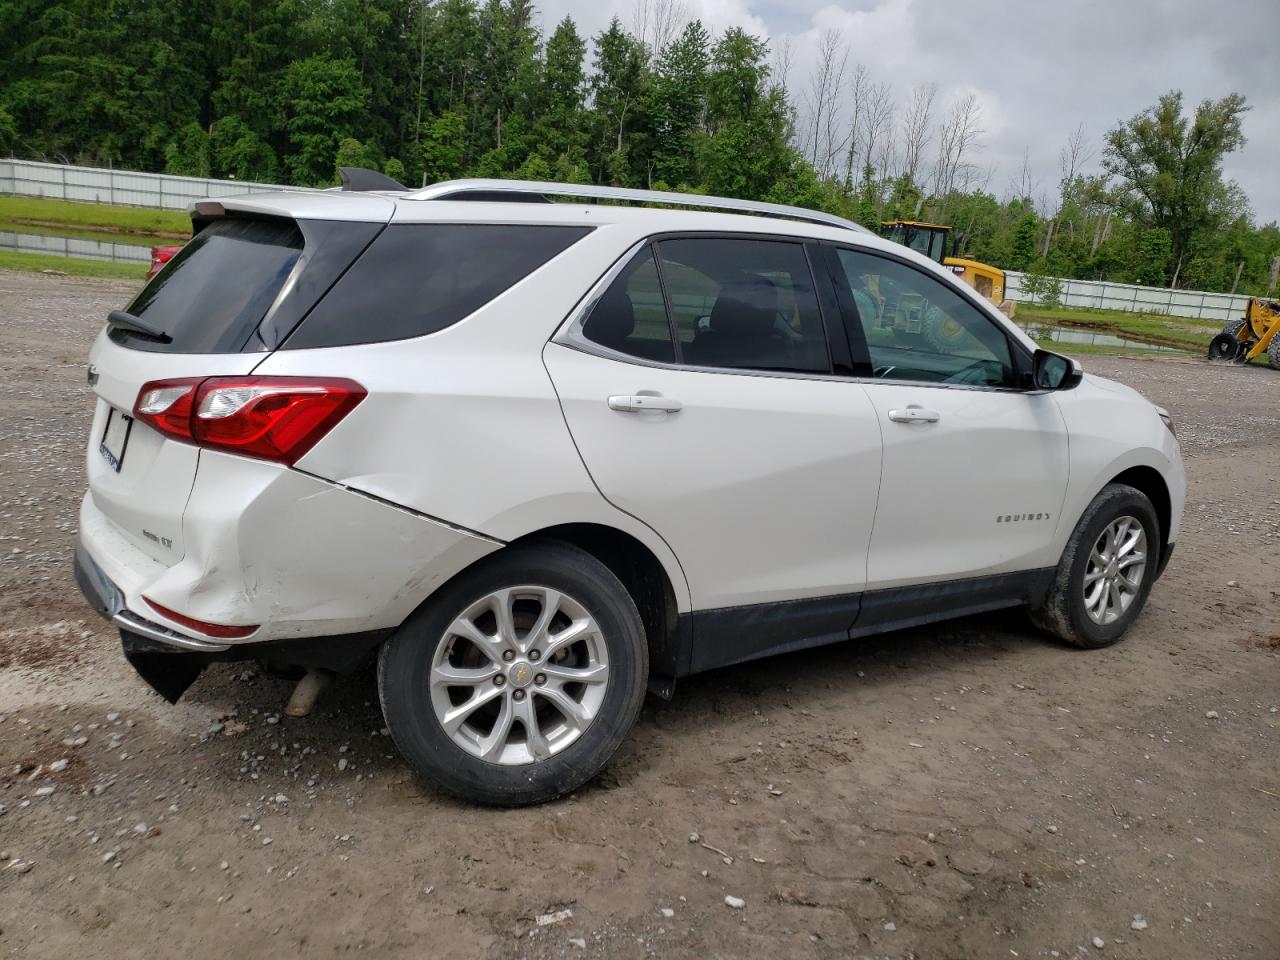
545 235 883 612
827 244 1070 588
85 217 314 564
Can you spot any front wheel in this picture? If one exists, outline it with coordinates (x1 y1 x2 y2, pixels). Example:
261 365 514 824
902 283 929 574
1031 484 1160 648
378 541 648 806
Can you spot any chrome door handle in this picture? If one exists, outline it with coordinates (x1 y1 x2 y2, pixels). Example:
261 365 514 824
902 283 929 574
887 405 940 424
608 395 683 413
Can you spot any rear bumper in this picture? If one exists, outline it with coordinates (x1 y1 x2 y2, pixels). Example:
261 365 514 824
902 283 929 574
75 543 390 701
75 451 503 701
79 448 501 645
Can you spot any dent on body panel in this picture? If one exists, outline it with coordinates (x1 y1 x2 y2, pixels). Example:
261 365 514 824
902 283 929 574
234 480 499 628
163 452 499 635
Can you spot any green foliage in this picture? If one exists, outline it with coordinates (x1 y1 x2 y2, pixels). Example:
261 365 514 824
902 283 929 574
334 137 378 182
1133 227 1172 286
589 18 649 185
2 9 1274 297
164 122 211 178
209 115 278 183
418 111 467 185
382 157 407 185
280 56 366 186
1006 214 1039 271
0 104 17 154
1019 262 1063 307
1103 90 1250 286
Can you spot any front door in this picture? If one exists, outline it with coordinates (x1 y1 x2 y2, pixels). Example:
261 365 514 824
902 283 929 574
830 245 1070 589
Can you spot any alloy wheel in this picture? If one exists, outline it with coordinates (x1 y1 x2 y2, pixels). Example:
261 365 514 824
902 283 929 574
428 586 609 765
1082 516 1148 626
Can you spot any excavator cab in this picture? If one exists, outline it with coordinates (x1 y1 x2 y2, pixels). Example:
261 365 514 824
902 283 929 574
880 219 1008 311
880 221 952 264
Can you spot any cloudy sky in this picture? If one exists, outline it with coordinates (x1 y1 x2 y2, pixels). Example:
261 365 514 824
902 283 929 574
535 0 1280 222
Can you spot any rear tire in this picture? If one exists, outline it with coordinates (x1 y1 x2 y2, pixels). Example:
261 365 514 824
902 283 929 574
378 540 647 806
1031 484 1160 649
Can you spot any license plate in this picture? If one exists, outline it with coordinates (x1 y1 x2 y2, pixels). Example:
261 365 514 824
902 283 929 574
99 407 133 472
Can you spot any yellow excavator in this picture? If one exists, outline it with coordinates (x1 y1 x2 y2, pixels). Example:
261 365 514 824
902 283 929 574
880 220 1008 308
869 220 1012 352
1207 297 1280 369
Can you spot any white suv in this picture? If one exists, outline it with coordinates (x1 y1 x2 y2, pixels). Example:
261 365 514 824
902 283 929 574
74 176 1185 805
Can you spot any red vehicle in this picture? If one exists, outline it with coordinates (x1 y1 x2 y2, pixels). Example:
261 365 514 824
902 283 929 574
145 244 183 281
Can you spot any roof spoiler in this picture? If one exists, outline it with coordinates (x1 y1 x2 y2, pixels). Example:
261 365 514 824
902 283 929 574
338 167 406 192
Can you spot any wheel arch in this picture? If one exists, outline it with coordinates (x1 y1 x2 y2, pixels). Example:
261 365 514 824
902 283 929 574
1105 464 1172 573
508 523 687 694
393 521 689 697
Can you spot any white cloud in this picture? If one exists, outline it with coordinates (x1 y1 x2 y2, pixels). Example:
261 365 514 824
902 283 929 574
537 0 1280 220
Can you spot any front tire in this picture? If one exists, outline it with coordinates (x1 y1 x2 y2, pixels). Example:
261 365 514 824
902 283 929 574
1031 484 1160 648
378 541 648 806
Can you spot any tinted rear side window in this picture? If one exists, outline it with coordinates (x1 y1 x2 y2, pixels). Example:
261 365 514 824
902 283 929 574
285 224 592 349
116 218 303 353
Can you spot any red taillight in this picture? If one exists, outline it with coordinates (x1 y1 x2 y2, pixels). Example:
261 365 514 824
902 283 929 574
143 598 258 639
133 376 366 465
134 377 201 440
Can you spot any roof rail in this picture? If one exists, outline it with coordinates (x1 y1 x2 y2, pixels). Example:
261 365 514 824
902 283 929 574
406 178 869 234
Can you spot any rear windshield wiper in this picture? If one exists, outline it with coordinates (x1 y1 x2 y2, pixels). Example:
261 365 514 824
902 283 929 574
107 310 172 343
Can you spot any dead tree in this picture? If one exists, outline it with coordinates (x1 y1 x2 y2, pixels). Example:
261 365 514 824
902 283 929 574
631 0 689 55
803 29 850 179
900 82 937 190
842 63 870 189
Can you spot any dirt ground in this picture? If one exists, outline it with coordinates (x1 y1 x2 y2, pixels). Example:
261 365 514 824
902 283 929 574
1 269 1277 960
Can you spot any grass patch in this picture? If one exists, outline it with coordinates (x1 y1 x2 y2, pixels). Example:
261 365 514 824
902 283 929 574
0 250 146 280
0 196 189 236
1017 303 1218 351
1028 339 1187 360
1018 303 1215 328
0 220 163 246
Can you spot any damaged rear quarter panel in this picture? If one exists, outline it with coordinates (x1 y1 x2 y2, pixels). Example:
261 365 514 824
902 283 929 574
138 449 500 639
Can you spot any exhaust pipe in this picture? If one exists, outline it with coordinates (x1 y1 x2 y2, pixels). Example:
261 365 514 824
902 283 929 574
285 669 333 718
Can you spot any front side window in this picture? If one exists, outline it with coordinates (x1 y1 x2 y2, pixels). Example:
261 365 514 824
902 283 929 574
835 248 1015 387
657 237 829 373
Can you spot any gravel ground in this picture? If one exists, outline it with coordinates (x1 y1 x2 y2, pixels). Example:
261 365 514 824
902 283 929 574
1 269 1277 959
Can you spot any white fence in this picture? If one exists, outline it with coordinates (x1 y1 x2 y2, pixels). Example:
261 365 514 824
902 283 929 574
1005 271 1249 324
0 158 313 210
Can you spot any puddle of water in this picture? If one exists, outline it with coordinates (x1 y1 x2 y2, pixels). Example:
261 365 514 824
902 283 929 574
1015 320 1191 354
0 228 152 265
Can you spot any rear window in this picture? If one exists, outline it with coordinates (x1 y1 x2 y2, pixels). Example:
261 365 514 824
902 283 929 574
283 223 592 349
116 218 303 353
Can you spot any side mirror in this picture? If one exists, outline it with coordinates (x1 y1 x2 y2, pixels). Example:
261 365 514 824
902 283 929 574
1032 349 1083 391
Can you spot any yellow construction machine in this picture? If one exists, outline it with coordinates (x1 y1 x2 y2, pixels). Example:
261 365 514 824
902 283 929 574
1207 297 1280 368
880 220 1008 308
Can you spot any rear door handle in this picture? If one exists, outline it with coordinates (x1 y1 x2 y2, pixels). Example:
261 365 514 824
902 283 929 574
887 405 940 424
608 395 683 413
